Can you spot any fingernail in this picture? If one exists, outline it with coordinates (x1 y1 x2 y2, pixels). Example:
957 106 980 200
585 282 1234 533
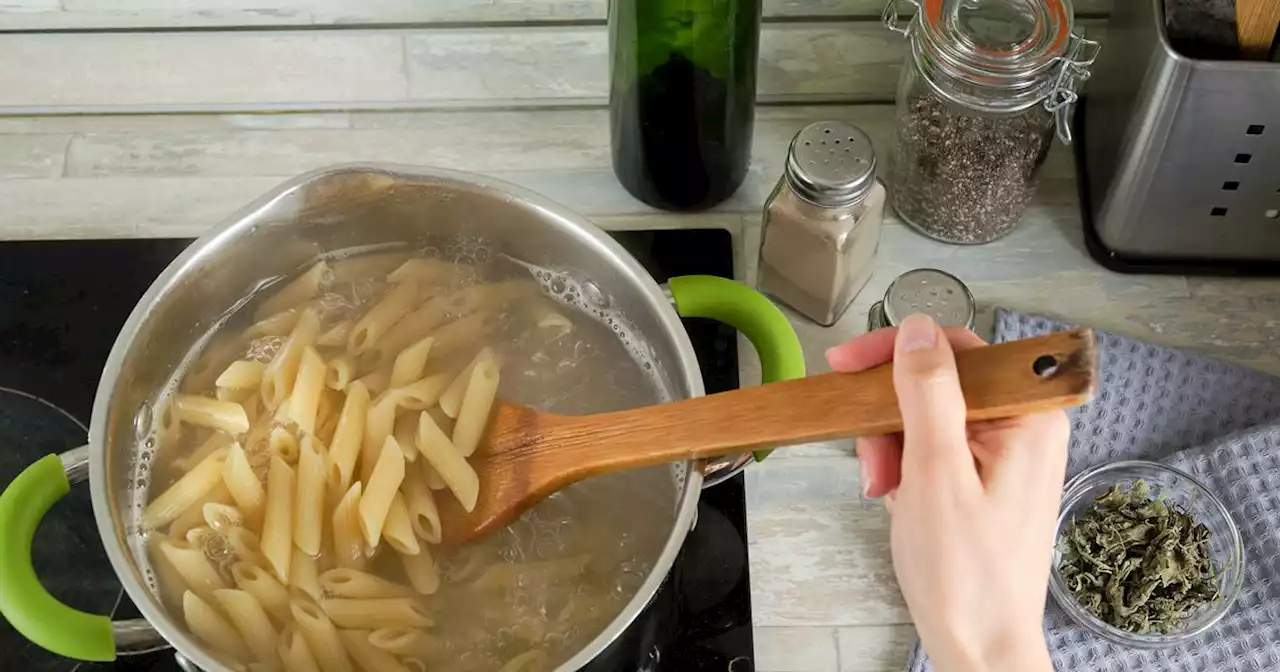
860 460 871 498
897 314 938 352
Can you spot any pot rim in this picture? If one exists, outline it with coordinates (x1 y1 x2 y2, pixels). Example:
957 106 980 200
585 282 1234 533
88 163 708 672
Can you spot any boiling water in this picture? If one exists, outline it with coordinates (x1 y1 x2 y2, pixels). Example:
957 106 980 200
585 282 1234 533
134 242 680 672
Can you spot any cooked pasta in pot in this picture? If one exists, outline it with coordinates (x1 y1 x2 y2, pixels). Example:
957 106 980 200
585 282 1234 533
139 245 677 672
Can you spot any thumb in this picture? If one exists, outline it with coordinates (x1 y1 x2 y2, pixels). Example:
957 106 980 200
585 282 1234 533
892 314 978 487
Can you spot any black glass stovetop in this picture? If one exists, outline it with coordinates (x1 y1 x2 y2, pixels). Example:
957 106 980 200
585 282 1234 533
0 229 753 672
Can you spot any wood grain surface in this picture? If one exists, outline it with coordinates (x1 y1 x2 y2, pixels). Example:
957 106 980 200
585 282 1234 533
441 330 1096 544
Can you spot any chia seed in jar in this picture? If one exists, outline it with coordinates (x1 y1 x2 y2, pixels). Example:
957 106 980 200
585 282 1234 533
891 95 1054 244
882 0 1099 245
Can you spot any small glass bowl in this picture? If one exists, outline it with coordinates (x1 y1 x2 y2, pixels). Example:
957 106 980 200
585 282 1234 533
1050 460 1245 648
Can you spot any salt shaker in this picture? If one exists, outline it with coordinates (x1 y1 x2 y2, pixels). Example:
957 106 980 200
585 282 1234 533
757 121 887 326
868 269 976 331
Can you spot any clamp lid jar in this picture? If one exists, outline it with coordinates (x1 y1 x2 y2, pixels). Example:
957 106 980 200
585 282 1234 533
882 0 1099 244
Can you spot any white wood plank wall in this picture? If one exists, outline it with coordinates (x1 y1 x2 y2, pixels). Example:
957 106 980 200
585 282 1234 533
0 3 1112 113
0 0 1113 30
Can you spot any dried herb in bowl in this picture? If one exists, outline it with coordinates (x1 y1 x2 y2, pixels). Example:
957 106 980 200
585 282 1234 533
1058 480 1221 635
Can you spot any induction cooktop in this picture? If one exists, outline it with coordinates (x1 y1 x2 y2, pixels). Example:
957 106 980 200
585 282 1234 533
0 228 754 672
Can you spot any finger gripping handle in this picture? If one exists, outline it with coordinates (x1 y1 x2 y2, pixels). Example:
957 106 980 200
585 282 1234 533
0 454 116 661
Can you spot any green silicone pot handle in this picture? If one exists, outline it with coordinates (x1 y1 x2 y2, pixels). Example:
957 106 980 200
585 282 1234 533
667 275 806 461
0 454 116 661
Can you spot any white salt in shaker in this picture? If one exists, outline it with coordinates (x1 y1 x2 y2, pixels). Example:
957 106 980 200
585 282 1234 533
757 121 887 326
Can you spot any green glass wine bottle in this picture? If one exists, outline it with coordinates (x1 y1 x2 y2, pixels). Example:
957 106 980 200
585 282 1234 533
609 0 761 211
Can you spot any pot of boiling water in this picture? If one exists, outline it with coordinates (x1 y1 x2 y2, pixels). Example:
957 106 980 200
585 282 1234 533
0 165 804 671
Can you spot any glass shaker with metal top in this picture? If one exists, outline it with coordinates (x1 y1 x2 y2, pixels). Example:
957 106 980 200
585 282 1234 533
868 268 976 331
757 121 887 326
882 0 1099 244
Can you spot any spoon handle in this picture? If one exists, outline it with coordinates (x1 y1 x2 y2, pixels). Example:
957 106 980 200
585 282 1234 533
543 329 1097 473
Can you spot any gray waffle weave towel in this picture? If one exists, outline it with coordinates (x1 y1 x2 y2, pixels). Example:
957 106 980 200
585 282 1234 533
905 309 1280 672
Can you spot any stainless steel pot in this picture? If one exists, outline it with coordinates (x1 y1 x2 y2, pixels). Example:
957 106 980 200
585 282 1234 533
0 164 804 670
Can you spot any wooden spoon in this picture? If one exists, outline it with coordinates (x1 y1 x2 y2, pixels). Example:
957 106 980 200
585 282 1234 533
437 328 1097 545
1237 0 1280 59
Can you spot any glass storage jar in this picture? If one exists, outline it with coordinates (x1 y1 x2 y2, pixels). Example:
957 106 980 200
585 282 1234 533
882 0 1099 244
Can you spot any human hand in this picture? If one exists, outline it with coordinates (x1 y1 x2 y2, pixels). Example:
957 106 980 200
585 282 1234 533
826 314 1068 672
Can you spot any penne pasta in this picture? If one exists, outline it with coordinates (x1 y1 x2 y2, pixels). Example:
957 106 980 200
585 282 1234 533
214 588 280 667
294 436 327 556
428 310 500 360
183 336 247 394
425 465 447 492
174 394 251 434
399 547 439 596
348 280 418 356
321 598 433 629
388 373 450 412
392 412 419 463
183 590 248 664
315 389 343 445
244 305 305 340
269 427 301 464
292 600 354 672
217 360 268 391
326 381 369 493
149 533 189 610
400 468 440 544
262 308 322 410
472 555 591 591
438 347 497 419
415 412 479 512
279 626 323 672
367 628 444 659
403 658 428 672
158 538 227 602
354 367 391 396
223 442 266 529
381 492 420 556
361 395 399 482
451 358 499 457
290 546 323 603
255 260 330 321
498 650 550 672
231 561 292 623
317 319 352 348
225 527 267 568
325 355 357 391
358 437 406 548
288 346 327 435
386 257 471 286
174 432 232 471
369 281 532 369
169 483 232 540
317 568 413 599
143 447 230 528
261 455 296 583
215 385 256 403
332 482 366 572
202 501 244 533
337 629 411 672
388 336 434 389
330 250 410 284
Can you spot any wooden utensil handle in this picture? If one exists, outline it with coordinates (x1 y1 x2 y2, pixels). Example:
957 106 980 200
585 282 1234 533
547 329 1097 472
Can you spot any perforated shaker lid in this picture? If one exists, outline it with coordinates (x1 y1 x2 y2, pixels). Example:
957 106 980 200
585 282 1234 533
784 121 877 207
882 268 976 329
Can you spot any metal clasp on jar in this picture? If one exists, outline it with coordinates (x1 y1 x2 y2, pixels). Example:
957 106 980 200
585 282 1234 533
881 0 920 36
1045 32 1102 144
